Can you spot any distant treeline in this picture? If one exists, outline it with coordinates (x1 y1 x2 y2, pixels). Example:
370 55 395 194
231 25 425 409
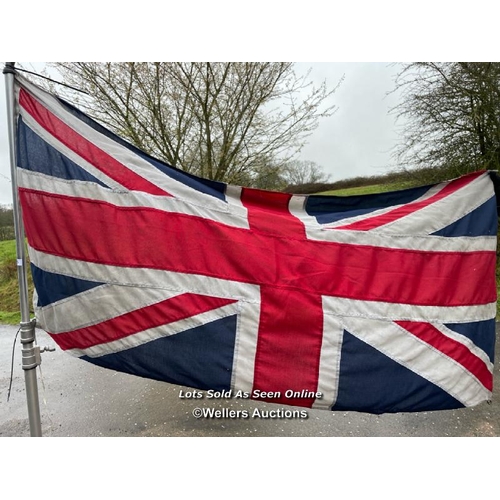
0 205 14 241
284 164 475 194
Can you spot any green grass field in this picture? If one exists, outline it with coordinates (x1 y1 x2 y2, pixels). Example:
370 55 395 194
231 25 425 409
0 239 33 324
318 182 413 197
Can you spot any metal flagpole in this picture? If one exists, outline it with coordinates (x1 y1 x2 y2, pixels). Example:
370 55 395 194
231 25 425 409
3 62 43 437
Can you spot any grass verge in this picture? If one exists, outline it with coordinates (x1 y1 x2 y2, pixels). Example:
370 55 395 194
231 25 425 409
0 239 34 325
318 181 413 197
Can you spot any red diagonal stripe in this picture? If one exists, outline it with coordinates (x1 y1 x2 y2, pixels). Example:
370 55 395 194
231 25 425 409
19 188 497 307
334 171 483 231
19 88 170 196
52 293 237 351
396 321 493 391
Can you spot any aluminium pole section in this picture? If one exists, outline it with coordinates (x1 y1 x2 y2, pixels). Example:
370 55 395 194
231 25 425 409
3 62 42 436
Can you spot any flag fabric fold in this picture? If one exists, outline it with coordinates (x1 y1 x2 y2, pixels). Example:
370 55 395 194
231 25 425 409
14 74 497 414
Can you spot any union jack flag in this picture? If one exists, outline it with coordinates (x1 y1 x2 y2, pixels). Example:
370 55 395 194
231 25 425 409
14 74 497 414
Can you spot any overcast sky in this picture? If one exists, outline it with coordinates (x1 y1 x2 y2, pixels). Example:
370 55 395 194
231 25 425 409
0 62 405 205
293 62 403 178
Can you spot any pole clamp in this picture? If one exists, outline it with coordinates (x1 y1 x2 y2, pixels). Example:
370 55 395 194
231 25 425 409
20 318 37 345
22 345 41 370
20 318 40 370
3 62 16 75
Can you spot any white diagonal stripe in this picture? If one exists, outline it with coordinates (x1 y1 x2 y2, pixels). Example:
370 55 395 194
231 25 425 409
17 167 255 227
371 173 494 234
19 114 126 191
37 284 183 334
16 75 228 211
433 323 494 372
67 302 239 358
342 316 491 407
319 183 445 229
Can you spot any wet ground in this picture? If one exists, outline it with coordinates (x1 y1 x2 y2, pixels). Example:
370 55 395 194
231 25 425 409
1 324 499 437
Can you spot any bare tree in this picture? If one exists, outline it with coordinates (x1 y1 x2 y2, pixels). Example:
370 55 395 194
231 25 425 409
281 159 331 187
0 204 14 241
51 62 341 185
392 62 500 180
